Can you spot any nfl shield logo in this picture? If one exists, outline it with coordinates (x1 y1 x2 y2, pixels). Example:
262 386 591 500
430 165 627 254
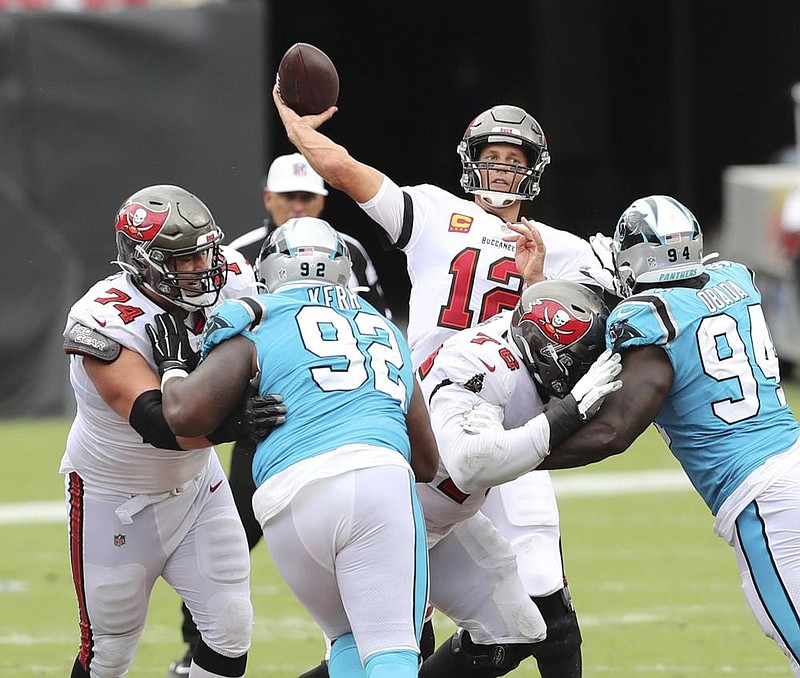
114 534 126 547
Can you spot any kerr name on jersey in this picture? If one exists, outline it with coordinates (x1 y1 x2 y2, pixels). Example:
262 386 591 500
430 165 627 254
306 285 363 310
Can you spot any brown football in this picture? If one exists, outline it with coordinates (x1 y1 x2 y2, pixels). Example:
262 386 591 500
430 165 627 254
277 43 339 116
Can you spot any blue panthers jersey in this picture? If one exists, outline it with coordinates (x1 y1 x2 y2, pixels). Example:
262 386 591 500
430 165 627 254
607 261 800 515
202 285 414 485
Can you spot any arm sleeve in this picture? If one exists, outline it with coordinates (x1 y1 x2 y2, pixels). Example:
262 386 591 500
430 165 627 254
429 384 551 494
357 175 407 245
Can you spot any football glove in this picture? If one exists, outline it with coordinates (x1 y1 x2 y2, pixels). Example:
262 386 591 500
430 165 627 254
146 312 200 377
579 233 623 298
544 349 623 446
570 349 623 421
208 381 287 444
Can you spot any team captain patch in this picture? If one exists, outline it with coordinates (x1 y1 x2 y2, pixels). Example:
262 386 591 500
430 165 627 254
64 322 121 362
449 213 473 233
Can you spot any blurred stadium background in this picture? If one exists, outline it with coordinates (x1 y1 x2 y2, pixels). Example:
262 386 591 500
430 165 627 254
2 0 800 675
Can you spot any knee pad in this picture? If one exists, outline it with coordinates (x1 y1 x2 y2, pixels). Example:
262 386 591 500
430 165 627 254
89 634 140 677
202 594 253 657
529 587 582 663
193 514 252 656
508 528 564 596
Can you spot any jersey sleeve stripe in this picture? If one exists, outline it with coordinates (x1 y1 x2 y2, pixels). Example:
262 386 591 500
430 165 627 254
395 190 414 251
238 296 267 330
633 294 678 342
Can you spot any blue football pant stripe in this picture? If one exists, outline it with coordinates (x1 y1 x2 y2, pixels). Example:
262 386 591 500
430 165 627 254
408 476 429 645
736 500 800 663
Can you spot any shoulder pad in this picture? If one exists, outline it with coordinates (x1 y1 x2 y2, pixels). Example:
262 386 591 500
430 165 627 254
64 323 121 362
201 296 266 357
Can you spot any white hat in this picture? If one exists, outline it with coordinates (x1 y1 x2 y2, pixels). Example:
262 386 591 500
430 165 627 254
265 153 328 196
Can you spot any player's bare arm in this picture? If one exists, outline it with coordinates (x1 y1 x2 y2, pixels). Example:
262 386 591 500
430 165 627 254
539 345 673 469
161 336 257 438
272 85 383 203
503 218 546 285
83 346 219 450
406 379 439 482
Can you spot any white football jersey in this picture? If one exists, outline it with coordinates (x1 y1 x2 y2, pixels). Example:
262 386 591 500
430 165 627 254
360 179 596 368
415 313 546 546
60 246 257 494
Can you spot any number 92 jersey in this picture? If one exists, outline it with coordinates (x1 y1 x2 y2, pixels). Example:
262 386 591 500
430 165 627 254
359 179 597 369
201 285 415 486
607 260 800 515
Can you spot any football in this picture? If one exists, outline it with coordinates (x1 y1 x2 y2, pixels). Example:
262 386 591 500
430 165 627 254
277 43 339 116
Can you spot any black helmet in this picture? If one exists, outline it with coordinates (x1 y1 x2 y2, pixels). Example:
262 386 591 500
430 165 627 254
510 280 609 398
457 104 550 208
114 184 226 310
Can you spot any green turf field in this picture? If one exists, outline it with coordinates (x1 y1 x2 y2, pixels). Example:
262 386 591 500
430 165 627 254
2 381 797 677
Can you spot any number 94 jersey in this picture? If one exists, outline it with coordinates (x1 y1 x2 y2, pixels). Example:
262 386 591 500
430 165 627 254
201 285 415 486
607 260 800 515
359 180 597 369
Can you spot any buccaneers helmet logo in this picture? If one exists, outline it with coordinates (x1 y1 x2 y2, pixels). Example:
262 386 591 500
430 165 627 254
520 298 592 345
115 202 170 242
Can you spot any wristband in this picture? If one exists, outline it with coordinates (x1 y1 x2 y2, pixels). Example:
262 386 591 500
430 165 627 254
543 394 582 447
160 368 189 390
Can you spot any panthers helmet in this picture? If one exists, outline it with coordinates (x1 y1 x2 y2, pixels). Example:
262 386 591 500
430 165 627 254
255 217 352 292
114 184 226 310
612 195 704 298
510 280 609 399
457 104 550 208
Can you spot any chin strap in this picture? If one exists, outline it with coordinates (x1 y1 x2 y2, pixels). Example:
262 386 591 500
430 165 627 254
476 191 519 210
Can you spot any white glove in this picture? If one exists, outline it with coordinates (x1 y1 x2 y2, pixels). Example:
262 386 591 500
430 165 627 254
570 349 623 421
461 401 505 435
579 233 622 298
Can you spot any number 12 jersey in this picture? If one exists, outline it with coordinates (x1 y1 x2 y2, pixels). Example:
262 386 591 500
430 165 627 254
359 178 597 368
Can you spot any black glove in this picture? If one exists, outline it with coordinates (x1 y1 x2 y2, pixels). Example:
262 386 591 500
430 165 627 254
145 312 200 377
207 382 287 444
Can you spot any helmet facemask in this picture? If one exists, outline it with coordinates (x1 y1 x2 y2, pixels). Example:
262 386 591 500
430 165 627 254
458 105 550 208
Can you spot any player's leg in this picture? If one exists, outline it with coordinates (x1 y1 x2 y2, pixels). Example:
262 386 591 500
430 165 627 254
262 472 367 677
420 513 546 677
420 610 437 658
419 628 543 678
168 438 261 677
481 471 582 677
228 438 263 549
297 611 435 677
265 465 425 677
65 473 162 677
336 465 427 677
163 461 252 678
732 478 800 676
